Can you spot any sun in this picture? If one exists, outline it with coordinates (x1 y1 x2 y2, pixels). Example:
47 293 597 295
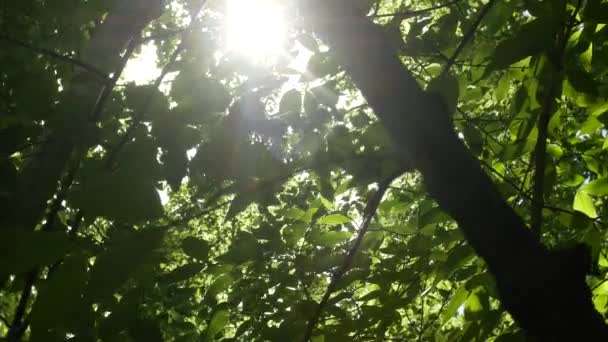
225 0 287 61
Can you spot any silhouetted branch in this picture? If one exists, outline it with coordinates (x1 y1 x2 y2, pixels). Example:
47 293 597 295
369 0 462 19
301 172 401 342
442 0 497 74
106 2 207 167
0 34 110 82
531 0 581 239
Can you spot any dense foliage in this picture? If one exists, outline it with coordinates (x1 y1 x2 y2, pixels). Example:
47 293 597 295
1 0 608 340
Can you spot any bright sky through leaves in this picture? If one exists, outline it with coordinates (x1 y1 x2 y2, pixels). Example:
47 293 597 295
226 0 287 61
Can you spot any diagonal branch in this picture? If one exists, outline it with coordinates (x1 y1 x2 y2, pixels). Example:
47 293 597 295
531 1 581 239
1 0 163 235
0 34 110 82
369 0 462 19
442 0 497 75
105 1 208 167
301 0 608 339
302 172 401 342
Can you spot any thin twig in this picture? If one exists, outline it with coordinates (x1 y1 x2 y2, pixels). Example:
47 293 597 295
301 172 402 342
0 314 10 328
0 34 110 82
6 270 36 342
442 0 497 75
531 0 581 239
4 149 84 341
369 0 462 19
89 37 139 122
105 2 207 167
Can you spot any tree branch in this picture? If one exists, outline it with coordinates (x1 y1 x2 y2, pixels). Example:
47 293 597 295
105 2 207 167
0 34 110 83
302 0 608 339
302 172 401 342
442 0 496 75
369 0 462 19
531 1 581 239
2 0 163 234
5 148 84 341
6 270 36 342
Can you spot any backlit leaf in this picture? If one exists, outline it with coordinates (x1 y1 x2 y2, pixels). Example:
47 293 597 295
573 190 597 218
317 213 352 225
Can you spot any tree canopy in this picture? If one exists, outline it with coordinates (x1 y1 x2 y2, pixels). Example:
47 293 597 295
2 0 608 341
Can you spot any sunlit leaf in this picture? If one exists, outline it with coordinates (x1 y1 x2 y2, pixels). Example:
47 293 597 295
311 231 352 247
441 285 469 324
573 190 597 218
317 213 352 225
464 287 490 321
581 178 608 195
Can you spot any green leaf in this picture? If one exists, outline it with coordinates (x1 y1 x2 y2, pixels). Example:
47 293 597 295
312 231 352 248
207 274 234 297
486 17 558 74
306 52 340 79
427 73 459 115
70 139 163 223
319 196 334 210
566 58 598 96
297 33 319 52
86 228 165 303
573 190 597 218
317 213 352 225
441 285 469 324
124 84 169 120
29 255 91 335
583 0 608 23
171 74 230 116
206 310 230 340
359 231 384 251
464 287 490 321
280 208 307 221
279 89 302 115
495 332 527 342
384 224 417 235
282 223 307 247
0 230 71 274
129 318 163 342
311 82 339 107
161 263 205 283
581 178 608 195
162 147 188 192
181 237 210 261
221 232 261 264
462 124 483 156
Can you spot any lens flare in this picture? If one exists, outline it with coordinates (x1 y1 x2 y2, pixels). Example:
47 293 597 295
226 0 287 61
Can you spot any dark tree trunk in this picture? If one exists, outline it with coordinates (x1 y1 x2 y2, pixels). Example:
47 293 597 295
302 0 608 339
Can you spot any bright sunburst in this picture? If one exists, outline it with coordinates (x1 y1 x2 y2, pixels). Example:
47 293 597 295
226 0 287 61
